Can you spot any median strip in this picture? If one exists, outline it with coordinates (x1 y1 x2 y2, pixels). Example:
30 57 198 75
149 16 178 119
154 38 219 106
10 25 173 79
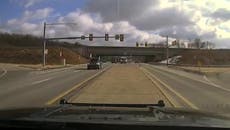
45 66 111 105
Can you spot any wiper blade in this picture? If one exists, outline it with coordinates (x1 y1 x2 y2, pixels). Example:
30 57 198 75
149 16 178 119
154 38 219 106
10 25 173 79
59 99 165 108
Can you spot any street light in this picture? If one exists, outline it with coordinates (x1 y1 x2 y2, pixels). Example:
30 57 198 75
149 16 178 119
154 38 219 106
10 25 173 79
42 22 77 67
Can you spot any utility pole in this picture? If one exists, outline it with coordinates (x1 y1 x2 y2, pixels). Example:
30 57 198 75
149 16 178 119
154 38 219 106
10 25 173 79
42 22 78 67
166 36 169 66
43 22 46 67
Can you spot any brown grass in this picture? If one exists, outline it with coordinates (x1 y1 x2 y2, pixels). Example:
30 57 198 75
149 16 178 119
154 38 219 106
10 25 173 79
0 47 88 65
179 50 230 65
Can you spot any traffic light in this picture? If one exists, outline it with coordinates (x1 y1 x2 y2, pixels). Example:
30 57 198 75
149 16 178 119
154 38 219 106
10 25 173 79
120 34 124 42
136 42 139 47
115 34 120 40
81 35 85 40
105 33 109 41
89 34 93 41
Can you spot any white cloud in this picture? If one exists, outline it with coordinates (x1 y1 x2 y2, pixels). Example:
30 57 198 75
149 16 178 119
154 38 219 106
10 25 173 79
11 0 45 8
3 8 53 36
155 0 230 47
85 0 158 22
51 10 166 46
6 7 53 25
23 8 54 22
210 8 230 21
2 0 230 48
1 8 167 46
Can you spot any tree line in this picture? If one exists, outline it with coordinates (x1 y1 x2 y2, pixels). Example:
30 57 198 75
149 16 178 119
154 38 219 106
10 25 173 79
0 33 76 48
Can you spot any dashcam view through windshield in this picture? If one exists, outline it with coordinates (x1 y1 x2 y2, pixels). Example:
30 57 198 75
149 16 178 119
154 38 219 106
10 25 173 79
0 0 230 129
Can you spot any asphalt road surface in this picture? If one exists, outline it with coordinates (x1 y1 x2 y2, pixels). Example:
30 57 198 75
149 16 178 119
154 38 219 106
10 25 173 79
0 63 230 114
142 64 230 113
0 63 110 109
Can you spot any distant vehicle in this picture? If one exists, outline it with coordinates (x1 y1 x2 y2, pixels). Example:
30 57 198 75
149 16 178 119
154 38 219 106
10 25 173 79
87 57 102 70
111 57 119 63
120 57 128 64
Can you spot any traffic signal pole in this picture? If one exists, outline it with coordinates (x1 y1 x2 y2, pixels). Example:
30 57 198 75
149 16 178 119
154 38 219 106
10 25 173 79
43 33 124 66
43 22 46 67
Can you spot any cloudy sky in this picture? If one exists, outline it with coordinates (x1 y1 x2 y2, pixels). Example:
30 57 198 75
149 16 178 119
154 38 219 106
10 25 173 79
0 0 230 48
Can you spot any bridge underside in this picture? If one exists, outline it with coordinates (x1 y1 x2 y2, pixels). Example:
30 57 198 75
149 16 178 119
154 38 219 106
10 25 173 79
74 46 187 61
100 55 163 63
75 46 170 56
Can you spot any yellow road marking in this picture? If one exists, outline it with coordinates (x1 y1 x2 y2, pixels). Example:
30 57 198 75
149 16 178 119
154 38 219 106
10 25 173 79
142 66 199 110
145 64 230 92
140 67 179 107
45 66 111 105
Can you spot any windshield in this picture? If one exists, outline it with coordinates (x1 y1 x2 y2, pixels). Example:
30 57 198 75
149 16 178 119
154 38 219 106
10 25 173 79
1 0 230 128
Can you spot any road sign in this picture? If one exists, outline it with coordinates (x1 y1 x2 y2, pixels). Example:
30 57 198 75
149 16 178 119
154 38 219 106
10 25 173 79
60 51 62 57
45 49 48 55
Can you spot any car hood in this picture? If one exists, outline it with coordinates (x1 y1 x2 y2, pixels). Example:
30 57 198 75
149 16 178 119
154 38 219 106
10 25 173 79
1 105 230 128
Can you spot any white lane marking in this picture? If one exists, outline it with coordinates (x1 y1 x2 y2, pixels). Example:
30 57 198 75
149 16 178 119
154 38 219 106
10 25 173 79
203 75 214 85
74 70 80 73
34 65 85 75
0 67 7 78
31 78 53 85
146 64 230 93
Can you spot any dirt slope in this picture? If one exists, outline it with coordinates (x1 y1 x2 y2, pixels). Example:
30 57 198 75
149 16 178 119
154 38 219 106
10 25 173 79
0 47 88 65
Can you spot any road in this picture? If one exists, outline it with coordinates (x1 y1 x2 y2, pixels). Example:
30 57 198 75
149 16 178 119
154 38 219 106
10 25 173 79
206 71 230 89
142 64 230 113
0 63 110 109
0 63 230 114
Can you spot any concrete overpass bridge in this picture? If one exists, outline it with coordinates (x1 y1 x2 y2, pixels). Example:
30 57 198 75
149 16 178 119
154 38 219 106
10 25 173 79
73 44 197 61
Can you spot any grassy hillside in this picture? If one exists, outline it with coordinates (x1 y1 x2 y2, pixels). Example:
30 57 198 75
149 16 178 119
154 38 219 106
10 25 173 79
0 47 88 65
179 49 230 65
0 33 88 64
